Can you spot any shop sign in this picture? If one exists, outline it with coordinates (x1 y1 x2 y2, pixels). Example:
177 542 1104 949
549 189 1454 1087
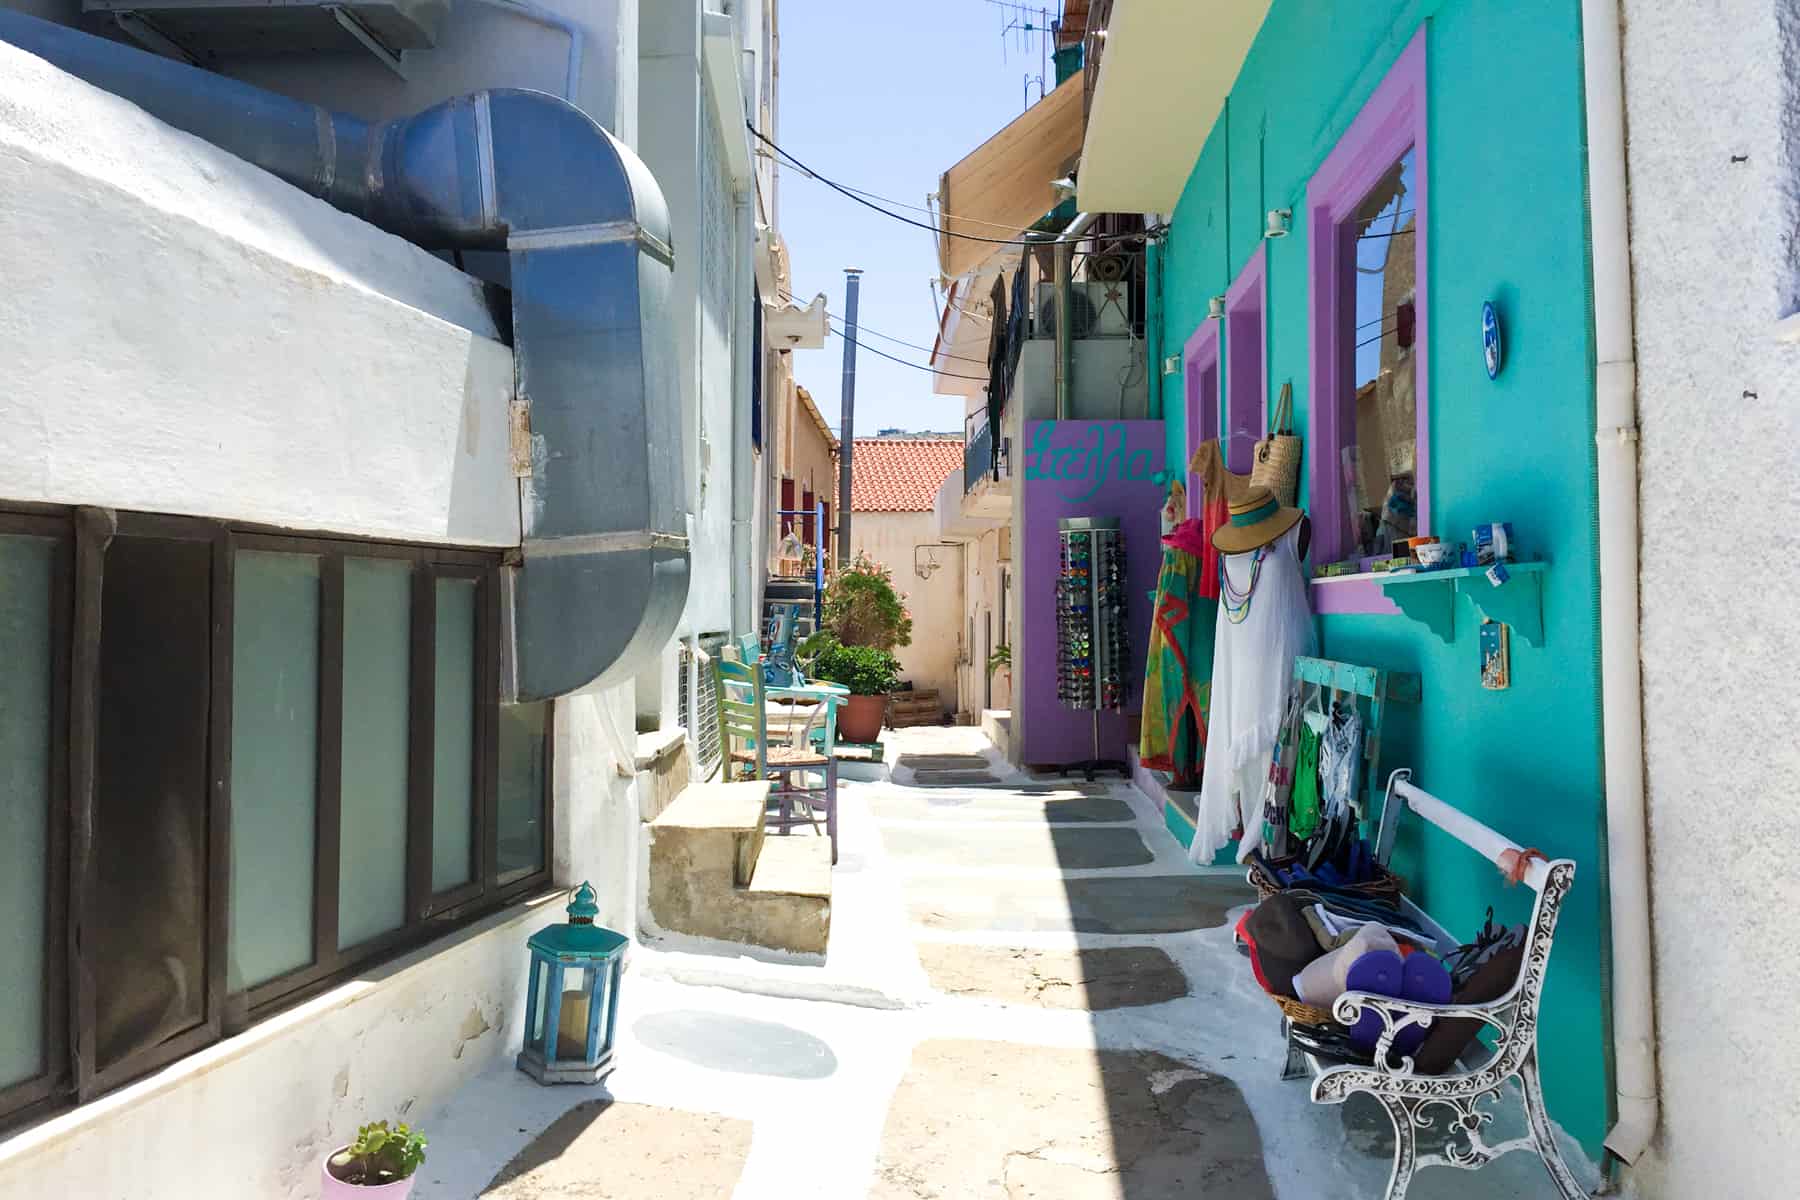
1024 421 1160 502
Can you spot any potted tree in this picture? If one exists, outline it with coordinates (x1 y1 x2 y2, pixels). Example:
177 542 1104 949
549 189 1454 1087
821 554 912 651
323 1120 428 1198
807 637 900 744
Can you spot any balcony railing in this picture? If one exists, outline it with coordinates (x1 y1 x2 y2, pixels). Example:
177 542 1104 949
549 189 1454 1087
965 408 996 494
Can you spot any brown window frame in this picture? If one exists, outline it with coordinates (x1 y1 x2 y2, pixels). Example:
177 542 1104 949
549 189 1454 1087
0 506 555 1126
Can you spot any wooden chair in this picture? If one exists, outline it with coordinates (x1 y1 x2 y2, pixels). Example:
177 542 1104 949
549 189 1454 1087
714 655 838 863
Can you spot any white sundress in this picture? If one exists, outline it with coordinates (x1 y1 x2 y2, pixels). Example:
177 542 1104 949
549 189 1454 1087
1189 523 1319 864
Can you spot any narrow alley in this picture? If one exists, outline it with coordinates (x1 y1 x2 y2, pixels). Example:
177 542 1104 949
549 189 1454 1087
419 729 1589 1199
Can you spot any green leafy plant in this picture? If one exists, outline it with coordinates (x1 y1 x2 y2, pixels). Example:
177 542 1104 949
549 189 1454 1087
327 1120 428 1187
806 637 901 696
821 554 912 650
986 643 1012 679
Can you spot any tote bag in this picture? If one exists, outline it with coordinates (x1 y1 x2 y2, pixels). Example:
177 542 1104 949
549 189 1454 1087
1251 382 1302 506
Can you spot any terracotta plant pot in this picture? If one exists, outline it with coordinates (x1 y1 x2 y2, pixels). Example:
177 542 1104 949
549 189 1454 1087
321 1152 417 1200
836 693 886 744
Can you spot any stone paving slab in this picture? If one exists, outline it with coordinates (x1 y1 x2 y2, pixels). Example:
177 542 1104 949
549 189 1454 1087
870 791 1137 823
910 769 1003 786
882 823 1155 870
907 873 1253 934
919 944 1190 1010
480 1100 750 1198
871 1040 1273 1198
894 754 994 770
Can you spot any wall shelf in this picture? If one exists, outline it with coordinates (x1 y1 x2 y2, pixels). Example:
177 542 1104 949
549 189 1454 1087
1377 560 1550 646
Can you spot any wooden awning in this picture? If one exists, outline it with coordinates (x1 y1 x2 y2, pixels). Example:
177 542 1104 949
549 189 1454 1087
937 74 1086 281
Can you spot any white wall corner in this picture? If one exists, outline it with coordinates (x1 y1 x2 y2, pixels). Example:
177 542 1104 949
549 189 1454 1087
702 8 754 189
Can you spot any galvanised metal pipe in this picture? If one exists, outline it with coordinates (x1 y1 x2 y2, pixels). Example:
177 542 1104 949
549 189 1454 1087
0 11 687 701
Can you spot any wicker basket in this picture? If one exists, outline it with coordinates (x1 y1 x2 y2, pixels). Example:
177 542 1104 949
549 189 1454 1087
1273 992 1339 1029
1250 383 1302 505
1247 855 1407 902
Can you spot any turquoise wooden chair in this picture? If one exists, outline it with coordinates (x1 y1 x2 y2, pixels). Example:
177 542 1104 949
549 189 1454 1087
714 654 838 862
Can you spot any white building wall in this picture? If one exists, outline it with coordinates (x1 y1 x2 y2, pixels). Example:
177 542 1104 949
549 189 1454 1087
0 41 517 548
1623 3 1800 1196
0 897 558 1200
849 511 962 709
0 22 672 1195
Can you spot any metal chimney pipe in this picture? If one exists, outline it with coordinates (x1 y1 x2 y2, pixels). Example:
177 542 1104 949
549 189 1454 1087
836 267 863 568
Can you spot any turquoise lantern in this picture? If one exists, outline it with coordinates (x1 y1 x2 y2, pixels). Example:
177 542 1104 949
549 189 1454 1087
517 882 627 1084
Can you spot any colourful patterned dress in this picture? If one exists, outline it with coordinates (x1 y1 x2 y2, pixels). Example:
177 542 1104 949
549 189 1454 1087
1138 520 1212 786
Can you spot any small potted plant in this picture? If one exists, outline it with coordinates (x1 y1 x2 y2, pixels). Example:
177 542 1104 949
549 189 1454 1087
986 643 1012 702
807 636 900 744
323 1120 428 1198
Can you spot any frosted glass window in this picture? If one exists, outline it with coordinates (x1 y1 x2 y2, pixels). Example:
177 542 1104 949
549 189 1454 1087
431 577 477 894
497 701 548 883
339 558 412 949
94 535 212 1072
229 551 319 991
0 535 52 1088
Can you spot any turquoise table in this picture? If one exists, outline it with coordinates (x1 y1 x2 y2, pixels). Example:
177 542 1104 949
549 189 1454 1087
767 680 846 756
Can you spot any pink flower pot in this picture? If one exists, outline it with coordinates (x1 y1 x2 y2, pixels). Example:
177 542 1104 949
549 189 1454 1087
321 1151 417 1200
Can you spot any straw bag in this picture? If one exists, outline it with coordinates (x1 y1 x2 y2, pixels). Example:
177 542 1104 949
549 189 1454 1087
1251 382 1302 506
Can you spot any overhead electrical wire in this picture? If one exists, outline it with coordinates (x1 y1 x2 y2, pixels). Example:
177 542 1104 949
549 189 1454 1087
748 122 1156 251
827 327 991 381
777 287 993 366
785 172 1029 233
832 316 989 364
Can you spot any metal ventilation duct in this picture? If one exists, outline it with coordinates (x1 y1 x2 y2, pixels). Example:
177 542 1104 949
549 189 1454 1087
0 11 689 702
82 0 447 64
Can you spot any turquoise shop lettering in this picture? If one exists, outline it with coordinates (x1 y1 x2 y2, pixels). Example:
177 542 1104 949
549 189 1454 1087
1024 422 1157 501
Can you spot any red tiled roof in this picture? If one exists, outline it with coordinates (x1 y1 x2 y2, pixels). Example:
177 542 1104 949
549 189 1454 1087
844 438 964 512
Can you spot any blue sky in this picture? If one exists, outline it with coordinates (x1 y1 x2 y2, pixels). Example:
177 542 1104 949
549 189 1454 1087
774 0 1060 437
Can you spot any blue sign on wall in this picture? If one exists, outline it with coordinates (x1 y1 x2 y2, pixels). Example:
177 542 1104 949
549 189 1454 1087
1482 300 1504 380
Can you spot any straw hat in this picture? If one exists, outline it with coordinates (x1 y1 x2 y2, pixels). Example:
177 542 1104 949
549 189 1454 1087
1212 485 1303 554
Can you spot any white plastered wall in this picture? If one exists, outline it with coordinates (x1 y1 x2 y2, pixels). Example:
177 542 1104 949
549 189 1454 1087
849 510 963 709
1622 2 1800 1194
0 897 563 1200
0 42 518 547
0 39 661 1193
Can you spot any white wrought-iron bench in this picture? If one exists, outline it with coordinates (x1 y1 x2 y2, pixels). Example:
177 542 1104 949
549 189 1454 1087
1281 768 1587 1200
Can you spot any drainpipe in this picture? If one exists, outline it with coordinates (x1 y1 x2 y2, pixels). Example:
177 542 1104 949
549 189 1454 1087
1145 219 1163 419
1581 0 1658 1168
0 12 689 703
1053 210 1097 421
731 188 758 638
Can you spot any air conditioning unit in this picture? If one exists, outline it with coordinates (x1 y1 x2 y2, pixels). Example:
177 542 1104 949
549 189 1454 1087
85 0 447 65
1034 281 1132 340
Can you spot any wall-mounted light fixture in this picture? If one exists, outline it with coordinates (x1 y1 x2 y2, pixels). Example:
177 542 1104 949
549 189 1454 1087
1207 295 1226 320
1264 208 1292 239
1050 176 1077 202
1162 353 1183 376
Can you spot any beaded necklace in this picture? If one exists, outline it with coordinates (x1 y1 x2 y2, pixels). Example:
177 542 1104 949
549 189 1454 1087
1220 545 1268 624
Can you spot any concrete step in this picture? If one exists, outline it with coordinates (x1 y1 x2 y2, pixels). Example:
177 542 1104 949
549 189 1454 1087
645 779 832 957
743 837 832 956
649 780 767 885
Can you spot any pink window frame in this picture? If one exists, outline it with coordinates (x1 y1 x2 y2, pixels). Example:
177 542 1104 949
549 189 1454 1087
1181 318 1220 519
1307 28 1428 614
1223 244 1268 475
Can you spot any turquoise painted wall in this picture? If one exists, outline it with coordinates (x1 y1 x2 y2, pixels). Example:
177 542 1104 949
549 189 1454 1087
1159 1 1609 1153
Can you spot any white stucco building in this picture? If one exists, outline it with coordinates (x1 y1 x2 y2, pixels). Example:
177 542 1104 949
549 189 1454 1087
0 1 816 1194
1621 1 1800 1195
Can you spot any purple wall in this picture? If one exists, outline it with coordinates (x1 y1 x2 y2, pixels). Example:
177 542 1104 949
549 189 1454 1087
1018 420 1167 766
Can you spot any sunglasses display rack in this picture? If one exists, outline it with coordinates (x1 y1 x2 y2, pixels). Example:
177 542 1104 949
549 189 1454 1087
1056 517 1130 781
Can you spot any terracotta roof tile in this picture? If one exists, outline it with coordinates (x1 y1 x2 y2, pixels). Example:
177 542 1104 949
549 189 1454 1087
844 438 964 512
